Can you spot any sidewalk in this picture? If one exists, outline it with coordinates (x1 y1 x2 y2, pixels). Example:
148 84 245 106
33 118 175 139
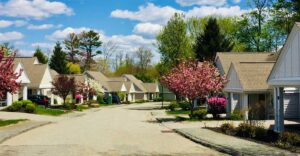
0 120 50 143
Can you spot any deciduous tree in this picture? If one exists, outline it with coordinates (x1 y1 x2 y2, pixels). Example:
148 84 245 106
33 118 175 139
64 33 80 63
52 76 77 105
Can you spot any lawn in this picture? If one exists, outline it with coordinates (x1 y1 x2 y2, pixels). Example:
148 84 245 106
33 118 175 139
0 119 26 127
36 106 68 116
166 110 190 115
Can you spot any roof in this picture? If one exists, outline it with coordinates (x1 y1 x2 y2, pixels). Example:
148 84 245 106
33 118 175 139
108 77 126 82
107 82 125 92
123 74 147 92
216 52 278 75
143 83 159 93
85 71 111 91
230 62 275 92
124 82 134 92
54 74 86 85
14 57 48 88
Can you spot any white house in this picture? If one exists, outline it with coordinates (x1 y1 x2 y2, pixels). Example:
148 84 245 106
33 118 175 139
267 23 300 132
142 83 159 101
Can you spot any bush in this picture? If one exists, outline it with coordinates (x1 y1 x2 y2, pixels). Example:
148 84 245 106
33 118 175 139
278 132 300 147
97 95 105 104
118 92 126 102
207 97 226 119
191 109 207 119
21 100 33 107
7 101 23 112
254 126 267 140
179 102 190 110
153 97 162 102
167 102 179 111
25 103 36 113
64 103 76 110
220 123 235 135
236 122 256 138
230 110 242 120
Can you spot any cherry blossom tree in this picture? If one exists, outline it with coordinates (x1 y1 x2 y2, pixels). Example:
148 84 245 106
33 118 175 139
77 82 97 101
160 60 228 115
0 49 21 99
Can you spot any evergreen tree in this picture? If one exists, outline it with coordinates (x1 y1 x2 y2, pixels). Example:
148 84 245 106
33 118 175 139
194 18 233 61
49 42 69 74
33 47 48 64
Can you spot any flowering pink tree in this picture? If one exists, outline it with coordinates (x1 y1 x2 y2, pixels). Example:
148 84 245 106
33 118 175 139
160 60 228 115
0 49 21 99
208 97 226 119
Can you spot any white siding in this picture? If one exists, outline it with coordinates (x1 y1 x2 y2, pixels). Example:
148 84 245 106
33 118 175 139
39 67 53 89
224 66 243 92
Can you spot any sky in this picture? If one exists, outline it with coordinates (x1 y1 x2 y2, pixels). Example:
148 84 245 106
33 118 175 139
0 0 250 62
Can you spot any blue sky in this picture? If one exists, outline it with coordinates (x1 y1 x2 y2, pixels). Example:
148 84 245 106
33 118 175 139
0 0 249 62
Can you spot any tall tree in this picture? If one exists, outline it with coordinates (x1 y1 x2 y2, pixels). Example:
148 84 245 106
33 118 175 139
49 42 69 74
33 47 48 64
135 47 154 71
0 50 21 99
78 30 102 71
52 76 77 105
64 33 80 63
194 17 234 61
0 42 17 56
156 13 193 74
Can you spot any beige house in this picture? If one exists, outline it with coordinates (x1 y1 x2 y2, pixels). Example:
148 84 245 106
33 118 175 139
142 83 159 100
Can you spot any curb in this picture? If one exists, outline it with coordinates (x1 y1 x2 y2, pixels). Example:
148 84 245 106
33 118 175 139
0 121 51 144
174 129 240 155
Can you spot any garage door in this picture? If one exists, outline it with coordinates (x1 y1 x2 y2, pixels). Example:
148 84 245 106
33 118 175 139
284 93 299 119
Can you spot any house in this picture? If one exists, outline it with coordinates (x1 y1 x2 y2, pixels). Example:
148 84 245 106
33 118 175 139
224 61 275 120
267 22 300 132
5 59 31 106
142 83 159 100
122 74 148 101
158 84 176 101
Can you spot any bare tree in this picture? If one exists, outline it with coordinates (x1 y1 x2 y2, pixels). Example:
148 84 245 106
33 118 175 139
64 33 80 63
135 47 154 71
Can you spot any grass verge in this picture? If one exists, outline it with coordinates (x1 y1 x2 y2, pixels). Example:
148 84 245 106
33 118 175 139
166 110 190 115
36 106 68 116
0 119 27 127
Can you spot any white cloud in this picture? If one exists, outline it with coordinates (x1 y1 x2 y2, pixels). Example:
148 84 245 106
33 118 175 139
0 0 73 19
111 3 182 24
27 24 62 30
0 31 24 41
31 42 54 49
0 20 27 28
176 0 226 6
46 27 93 41
133 23 163 37
186 6 248 18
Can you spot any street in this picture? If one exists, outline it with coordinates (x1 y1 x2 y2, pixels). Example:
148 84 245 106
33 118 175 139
0 103 222 156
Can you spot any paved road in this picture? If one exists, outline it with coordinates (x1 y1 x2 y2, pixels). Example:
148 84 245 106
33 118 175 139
0 103 222 156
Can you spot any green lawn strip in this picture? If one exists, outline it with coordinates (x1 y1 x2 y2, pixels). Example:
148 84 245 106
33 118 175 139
166 110 190 115
36 106 68 116
99 104 114 107
0 119 27 127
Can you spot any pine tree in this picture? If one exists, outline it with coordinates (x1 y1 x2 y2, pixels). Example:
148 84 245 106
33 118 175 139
33 47 48 64
49 42 69 74
194 17 234 61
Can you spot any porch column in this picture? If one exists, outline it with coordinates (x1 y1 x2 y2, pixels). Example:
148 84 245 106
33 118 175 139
132 93 135 102
144 93 147 100
128 94 132 102
37 89 41 95
23 85 28 100
242 94 248 120
51 94 54 105
274 87 284 132
6 92 13 106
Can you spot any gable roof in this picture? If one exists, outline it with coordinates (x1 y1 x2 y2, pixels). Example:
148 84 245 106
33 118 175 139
85 71 111 92
216 52 278 75
122 74 147 92
267 22 300 86
107 82 126 92
143 83 159 93
108 77 126 82
227 62 275 92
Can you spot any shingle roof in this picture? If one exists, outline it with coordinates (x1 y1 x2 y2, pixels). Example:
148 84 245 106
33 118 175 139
230 62 275 91
106 82 125 92
123 74 147 92
108 77 126 82
14 57 47 88
216 52 278 75
85 71 111 91
124 82 134 93
143 83 159 93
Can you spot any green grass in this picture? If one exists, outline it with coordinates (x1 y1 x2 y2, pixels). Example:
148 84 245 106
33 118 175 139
166 110 190 115
36 106 68 116
0 119 26 127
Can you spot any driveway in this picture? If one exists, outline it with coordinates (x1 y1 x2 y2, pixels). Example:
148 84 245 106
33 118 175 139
0 102 222 156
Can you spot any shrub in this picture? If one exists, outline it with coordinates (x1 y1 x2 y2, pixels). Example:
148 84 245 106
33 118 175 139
21 100 33 107
7 101 23 112
118 92 126 102
97 95 105 104
179 102 190 110
167 102 179 111
253 126 267 140
230 110 242 120
191 109 207 119
278 132 300 147
64 103 76 110
220 123 235 135
25 103 36 113
153 97 162 102
207 97 226 119
236 122 256 138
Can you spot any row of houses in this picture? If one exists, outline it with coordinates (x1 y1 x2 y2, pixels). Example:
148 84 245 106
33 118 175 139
3 57 160 106
216 22 300 132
